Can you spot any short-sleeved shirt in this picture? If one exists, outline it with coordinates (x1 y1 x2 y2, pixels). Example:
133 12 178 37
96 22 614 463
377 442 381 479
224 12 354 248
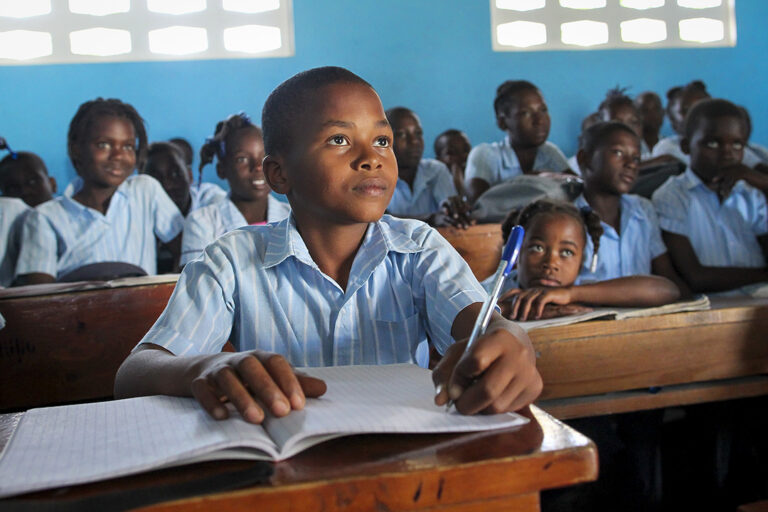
189 182 227 213
0 197 30 287
181 194 291 265
387 159 457 217
16 175 184 279
652 135 765 169
139 214 487 366
465 137 569 188
576 194 667 282
652 167 768 267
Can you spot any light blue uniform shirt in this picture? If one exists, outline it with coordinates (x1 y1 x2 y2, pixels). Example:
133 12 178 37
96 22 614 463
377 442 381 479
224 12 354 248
140 215 487 367
16 175 184 279
0 197 30 287
465 137 569 188
576 194 667 282
387 159 457 217
189 182 227 213
181 194 291 265
652 167 768 267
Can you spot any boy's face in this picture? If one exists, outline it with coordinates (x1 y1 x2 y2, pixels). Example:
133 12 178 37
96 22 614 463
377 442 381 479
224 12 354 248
391 112 424 173
220 127 270 202
584 130 641 196
76 115 137 189
499 89 550 149
518 213 584 289
144 149 191 211
607 103 643 139
684 115 746 184
0 158 55 207
276 82 397 226
436 133 471 172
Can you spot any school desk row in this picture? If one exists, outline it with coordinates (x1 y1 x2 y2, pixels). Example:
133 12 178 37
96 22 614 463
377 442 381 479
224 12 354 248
1 225 767 416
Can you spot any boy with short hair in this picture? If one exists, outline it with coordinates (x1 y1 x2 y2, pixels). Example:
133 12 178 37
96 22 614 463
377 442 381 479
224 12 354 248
652 98 768 292
0 151 56 207
115 67 542 423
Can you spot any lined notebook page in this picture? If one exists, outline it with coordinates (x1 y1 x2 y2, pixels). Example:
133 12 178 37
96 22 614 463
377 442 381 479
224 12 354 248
0 396 276 498
266 364 529 458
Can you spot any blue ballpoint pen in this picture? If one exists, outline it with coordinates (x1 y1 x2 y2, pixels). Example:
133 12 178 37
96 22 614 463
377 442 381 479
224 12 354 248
444 225 525 411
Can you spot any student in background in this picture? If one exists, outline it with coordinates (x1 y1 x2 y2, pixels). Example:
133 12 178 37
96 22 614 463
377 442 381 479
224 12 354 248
0 197 29 287
14 98 184 285
567 112 601 176
635 91 664 152
434 128 471 198
464 80 570 203
575 121 689 294
169 137 194 167
652 81 710 164
0 151 56 207
115 66 542 422
494 199 679 321
653 98 768 293
385 107 471 228
142 141 224 216
180 113 290 266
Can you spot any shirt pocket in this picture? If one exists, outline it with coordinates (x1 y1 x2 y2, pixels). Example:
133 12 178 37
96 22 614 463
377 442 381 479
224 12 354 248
372 313 422 364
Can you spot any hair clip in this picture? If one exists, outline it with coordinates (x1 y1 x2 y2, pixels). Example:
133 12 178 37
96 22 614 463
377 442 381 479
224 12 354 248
236 111 252 125
0 137 18 160
579 205 593 216
589 252 599 273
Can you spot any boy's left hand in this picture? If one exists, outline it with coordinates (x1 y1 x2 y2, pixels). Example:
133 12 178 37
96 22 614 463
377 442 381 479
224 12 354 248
432 318 542 415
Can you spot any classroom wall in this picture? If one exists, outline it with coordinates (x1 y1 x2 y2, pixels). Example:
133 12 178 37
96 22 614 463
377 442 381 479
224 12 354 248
1 0 765 190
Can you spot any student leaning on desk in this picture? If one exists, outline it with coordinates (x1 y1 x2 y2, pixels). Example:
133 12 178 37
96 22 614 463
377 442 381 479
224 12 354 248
115 66 542 423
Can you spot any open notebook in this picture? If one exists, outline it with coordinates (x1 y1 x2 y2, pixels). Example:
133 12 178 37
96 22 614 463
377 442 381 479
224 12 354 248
519 294 711 332
0 364 527 499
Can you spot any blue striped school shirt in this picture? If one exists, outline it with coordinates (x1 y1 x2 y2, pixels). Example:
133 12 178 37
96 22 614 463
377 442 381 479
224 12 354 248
139 214 488 367
576 194 667 282
189 182 227 213
465 137 569 188
387 159 457 217
181 194 291 265
0 197 30 287
16 175 184 279
652 167 768 268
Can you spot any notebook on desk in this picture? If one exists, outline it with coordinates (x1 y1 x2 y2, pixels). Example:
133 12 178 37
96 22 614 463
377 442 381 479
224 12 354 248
0 364 527 499
519 294 711 332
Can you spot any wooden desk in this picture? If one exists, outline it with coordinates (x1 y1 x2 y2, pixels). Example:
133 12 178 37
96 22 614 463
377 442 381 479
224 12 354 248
436 224 502 282
0 280 176 411
532 297 768 419
0 406 597 512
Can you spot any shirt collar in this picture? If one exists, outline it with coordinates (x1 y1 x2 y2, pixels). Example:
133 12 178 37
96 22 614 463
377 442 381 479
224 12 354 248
501 136 522 171
263 214 423 271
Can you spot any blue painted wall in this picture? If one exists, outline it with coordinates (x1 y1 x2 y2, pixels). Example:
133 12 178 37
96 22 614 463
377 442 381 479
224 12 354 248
1 1 765 190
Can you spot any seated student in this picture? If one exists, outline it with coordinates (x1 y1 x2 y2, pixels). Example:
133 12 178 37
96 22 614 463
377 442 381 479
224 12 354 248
652 81 710 165
180 113 290 266
0 150 56 207
142 142 225 216
567 112 601 176
168 137 194 167
0 197 29 287
494 199 679 321
434 129 471 198
14 98 184 285
385 107 471 228
114 66 542 422
464 80 570 203
635 91 664 152
653 98 768 293
574 121 689 294
741 106 768 171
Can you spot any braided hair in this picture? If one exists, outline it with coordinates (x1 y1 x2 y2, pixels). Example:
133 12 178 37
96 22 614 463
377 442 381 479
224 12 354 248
501 199 604 273
598 86 634 118
67 98 147 171
198 112 259 186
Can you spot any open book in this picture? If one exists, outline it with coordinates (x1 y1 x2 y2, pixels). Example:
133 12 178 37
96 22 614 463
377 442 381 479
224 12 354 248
519 294 711 332
0 364 527 499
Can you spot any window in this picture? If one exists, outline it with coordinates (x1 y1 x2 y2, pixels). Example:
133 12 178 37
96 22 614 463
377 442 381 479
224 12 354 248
491 0 735 51
0 0 294 65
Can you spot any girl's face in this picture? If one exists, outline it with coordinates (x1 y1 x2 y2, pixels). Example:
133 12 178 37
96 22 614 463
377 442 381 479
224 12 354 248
435 132 471 173
76 115 136 189
584 129 641 196
218 126 269 202
499 89 550 149
517 212 585 289
144 148 191 211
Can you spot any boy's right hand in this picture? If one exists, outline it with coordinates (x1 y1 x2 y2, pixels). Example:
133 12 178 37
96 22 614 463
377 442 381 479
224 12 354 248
190 351 327 424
